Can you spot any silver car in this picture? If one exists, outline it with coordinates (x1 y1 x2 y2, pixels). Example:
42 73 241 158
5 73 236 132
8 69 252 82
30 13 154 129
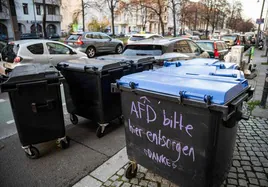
1 39 87 70
65 32 124 58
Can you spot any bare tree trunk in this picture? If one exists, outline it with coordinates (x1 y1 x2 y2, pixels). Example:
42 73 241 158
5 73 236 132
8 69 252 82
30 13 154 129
42 0 47 38
159 15 165 36
9 0 20 40
172 0 176 37
111 6 115 36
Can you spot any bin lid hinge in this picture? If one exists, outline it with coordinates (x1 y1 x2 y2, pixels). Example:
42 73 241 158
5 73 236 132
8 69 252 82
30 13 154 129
204 95 212 105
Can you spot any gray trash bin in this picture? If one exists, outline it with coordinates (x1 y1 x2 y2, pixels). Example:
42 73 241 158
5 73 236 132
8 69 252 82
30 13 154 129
112 67 253 187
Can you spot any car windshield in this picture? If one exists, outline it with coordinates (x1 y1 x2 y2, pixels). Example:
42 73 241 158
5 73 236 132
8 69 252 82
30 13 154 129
67 34 81 41
1 44 19 62
129 36 146 41
221 35 237 41
123 45 163 56
196 42 214 51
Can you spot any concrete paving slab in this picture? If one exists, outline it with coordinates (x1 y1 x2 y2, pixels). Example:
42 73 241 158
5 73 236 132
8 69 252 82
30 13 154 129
0 133 108 187
90 147 128 182
67 120 126 157
73 175 102 187
252 106 268 118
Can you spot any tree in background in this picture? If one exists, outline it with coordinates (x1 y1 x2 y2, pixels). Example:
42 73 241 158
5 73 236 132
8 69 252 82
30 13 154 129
168 0 184 37
88 17 110 31
94 0 120 36
226 0 242 31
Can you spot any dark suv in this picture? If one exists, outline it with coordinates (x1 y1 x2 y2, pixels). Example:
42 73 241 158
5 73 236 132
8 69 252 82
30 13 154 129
122 38 210 58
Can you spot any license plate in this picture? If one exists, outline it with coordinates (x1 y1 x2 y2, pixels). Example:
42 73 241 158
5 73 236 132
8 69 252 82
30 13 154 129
68 42 73 45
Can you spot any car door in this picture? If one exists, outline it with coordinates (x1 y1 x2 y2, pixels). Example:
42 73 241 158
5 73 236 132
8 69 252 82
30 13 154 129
173 40 194 57
45 42 79 66
91 33 105 52
100 33 113 52
217 42 227 60
25 42 48 64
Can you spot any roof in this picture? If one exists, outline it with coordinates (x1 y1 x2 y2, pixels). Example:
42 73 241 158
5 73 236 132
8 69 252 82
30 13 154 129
131 34 161 37
196 40 224 43
9 39 64 46
126 38 191 46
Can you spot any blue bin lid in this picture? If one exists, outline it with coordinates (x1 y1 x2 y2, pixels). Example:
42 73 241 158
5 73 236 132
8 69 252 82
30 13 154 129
164 58 239 69
118 70 249 105
156 66 244 80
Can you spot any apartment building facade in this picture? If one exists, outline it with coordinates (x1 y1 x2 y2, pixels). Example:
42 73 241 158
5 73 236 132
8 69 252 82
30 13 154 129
114 2 169 35
0 0 61 40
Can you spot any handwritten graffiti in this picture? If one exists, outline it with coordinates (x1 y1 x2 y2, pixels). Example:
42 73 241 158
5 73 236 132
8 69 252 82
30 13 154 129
127 96 196 169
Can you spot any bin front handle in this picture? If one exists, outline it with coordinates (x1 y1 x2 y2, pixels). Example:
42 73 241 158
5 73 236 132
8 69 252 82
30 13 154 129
31 99 55 113
179 91 212 105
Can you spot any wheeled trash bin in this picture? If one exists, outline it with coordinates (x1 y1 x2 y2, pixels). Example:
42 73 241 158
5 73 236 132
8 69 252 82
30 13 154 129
57 58 153 138
112 68 253 187
0 64 69 159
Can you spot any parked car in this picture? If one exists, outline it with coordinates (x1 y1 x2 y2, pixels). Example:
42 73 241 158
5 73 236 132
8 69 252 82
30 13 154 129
98 38 209 63
64 32 124 58
47 33 60 41
196 40 229 60
0 40 7 61
180 35 200 40
0 34 8 41
1 40 87 71
220 34 242 48
20 33 42 40
127 34 164 44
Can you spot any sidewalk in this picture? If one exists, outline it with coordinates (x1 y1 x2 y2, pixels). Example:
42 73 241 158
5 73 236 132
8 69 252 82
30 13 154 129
247 48 268 118
74 117 268 187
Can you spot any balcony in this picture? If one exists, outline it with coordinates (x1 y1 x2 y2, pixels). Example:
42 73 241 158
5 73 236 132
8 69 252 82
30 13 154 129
46 14 62 22
34 0 60 6
0 12 9 20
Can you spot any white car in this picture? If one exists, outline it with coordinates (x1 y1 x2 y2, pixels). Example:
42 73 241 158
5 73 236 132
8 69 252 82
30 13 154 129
127 34 164 44
1 39 87 70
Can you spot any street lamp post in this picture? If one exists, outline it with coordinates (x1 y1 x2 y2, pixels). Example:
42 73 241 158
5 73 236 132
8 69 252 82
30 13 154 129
256 0 266 48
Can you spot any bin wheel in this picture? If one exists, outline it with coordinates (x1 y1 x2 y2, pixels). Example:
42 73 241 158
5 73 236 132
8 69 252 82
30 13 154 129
125 163 138 179
70 114 78 125
119 116 124 125
25 146 40 159
96 126 105 138
60 136 70 149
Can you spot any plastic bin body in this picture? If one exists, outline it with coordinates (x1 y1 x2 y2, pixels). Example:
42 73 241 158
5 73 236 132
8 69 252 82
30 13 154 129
114 70 253 187
58 59 153 124
1 64 65 146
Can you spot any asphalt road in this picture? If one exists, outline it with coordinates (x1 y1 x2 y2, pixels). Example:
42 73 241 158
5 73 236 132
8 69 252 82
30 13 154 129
0 87 126 187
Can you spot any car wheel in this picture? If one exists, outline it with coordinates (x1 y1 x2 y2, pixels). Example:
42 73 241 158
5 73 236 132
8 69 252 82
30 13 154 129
86 47 96 58
115 44 123 54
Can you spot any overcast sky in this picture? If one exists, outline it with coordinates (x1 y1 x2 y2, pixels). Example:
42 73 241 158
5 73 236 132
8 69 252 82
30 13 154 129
236 0 268 21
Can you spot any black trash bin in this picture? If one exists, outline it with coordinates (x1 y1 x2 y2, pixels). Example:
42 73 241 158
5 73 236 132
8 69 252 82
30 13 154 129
96 55 154 73
112 67 254 187
1 64 69 159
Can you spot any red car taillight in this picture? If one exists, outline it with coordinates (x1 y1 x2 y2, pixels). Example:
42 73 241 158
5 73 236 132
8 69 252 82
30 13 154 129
76 36 84 45
13 56 22 63
236 40 240 45
214 42 219 59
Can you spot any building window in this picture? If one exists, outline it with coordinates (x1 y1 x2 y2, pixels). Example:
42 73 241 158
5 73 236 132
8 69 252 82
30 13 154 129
23 3 28 15
47 5 56 15
0 0 3 12
36 4 41 15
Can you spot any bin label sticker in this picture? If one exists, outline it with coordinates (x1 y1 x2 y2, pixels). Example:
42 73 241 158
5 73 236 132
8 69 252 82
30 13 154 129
128 96 196 169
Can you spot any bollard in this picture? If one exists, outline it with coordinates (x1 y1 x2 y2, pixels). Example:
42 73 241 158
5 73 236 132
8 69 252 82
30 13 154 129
260 70 268 108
